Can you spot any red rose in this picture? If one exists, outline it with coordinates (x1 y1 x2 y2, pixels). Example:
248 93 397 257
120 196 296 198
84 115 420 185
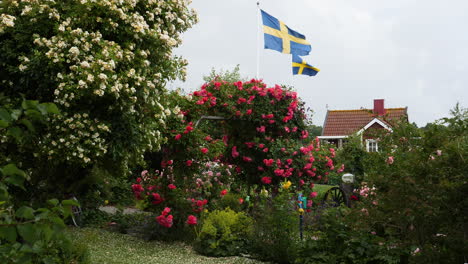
175 134 182 140
186 160 193 166
201 148 209 154
186 215 197 225
162 207 171 216
168 184 176 190
238 198 244 204
151 193 164 205
261 177 272 184
220 189 228 196
242 156 253 162
231 146 239 158
156 214 173 228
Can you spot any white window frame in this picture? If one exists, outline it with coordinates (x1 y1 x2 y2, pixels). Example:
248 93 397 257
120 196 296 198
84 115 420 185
366 139 379 152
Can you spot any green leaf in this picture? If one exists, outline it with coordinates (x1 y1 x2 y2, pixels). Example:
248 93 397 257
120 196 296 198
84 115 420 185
4 174 26 190
17 223 38 243
41 225 53 242
0 184 9 200
49 216 65 227
0 108 12 122
21 99 39 110
38 103 59 115
62 199 79 207
0 226 17 242
11 109 22 121
7 126 24 141
36 104 48 115
2 164 27 178
0 119 9 128
1 164 29 190
24 109 42 120
16 206 35 220
20 119 35 132
47 199 59 206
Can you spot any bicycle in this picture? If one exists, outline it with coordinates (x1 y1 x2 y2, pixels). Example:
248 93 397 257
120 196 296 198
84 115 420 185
68 196 83 227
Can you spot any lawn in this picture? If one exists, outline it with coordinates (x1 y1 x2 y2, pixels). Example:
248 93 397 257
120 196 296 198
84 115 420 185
69 227 267 264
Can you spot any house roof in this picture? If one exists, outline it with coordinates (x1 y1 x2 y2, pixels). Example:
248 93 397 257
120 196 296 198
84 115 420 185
321 108 407 137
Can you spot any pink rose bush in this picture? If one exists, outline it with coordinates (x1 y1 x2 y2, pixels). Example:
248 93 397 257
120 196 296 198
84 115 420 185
132 79 345 230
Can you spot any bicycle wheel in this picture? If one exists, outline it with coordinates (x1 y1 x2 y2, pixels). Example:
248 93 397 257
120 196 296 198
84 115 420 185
70 197 83 227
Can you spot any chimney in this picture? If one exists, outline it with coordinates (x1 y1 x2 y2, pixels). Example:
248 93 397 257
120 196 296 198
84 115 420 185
373 99 385 115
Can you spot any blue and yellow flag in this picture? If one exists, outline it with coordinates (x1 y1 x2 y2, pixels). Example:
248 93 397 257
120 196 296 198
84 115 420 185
261 10 311 56
292 55 319 76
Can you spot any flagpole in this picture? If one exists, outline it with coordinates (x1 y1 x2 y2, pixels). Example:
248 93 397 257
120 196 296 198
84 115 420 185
256 1 260 79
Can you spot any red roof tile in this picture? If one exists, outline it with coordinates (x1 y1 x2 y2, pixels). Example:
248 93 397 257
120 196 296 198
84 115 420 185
322 108 407 136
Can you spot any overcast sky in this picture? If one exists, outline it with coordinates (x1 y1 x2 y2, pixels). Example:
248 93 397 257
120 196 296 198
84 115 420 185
171 0 468 127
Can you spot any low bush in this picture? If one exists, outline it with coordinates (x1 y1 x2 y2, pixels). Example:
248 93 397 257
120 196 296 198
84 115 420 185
194 208 253 257
296 207 400 264
249 191 300 263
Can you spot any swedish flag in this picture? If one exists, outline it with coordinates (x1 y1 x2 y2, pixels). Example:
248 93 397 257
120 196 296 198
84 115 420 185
261 10 311 56
292 55 319 76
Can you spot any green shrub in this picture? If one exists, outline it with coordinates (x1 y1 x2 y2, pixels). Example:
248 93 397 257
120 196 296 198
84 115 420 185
214 192 244 212
355 105 468 263
194 208 253 257
296 207 400 264
249 191 300 263
0 99 89 263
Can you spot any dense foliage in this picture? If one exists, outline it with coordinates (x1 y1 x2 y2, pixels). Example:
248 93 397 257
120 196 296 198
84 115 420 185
0 0 197 196
0 99 88 263
350 105 467 263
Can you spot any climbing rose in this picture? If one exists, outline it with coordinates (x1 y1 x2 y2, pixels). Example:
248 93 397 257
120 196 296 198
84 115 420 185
186 160 193 166
156 214 173 228
309 192 318 198
232 146 239 158
220 189 228 196
175 134 182 140
151 193 164 205
186 215 198 225
201 148 209 154
162 207 171 216
386 156 394 164
242 156 253 162
168 184 176 190
261 177 272 184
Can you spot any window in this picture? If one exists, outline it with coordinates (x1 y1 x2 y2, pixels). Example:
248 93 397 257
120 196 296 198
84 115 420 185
366 139 378 152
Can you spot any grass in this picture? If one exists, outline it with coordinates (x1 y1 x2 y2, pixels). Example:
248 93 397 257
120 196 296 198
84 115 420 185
69 227 267 264
313 184 336 202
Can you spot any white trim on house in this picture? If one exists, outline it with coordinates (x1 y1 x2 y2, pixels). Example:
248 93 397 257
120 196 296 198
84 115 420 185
357 118 393 134
317 135 348 139
366 139 379 152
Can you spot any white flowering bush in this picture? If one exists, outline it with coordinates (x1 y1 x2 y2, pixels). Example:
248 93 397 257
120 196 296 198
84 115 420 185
0 0 197 168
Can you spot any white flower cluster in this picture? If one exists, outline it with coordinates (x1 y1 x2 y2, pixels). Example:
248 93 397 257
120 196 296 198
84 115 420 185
41 113 110 164
0 14 16 33
2 0 197 166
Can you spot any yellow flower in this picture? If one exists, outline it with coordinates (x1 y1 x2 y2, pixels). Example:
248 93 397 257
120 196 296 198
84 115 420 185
282 181 292 189
298 208 305 215
104 200 109 205
203 209 208 213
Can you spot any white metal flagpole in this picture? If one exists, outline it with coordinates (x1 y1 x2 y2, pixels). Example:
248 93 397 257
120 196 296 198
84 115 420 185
256 1 260 79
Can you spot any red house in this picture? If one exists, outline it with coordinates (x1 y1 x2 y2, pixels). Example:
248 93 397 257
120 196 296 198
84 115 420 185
318 99 408 151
